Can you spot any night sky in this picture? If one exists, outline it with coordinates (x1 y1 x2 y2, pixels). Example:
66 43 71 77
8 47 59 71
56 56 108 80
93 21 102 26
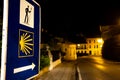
1 0 120 39
36 0 120 38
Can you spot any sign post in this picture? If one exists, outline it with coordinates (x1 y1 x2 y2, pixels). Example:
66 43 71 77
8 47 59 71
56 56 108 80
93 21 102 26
1 0 41 79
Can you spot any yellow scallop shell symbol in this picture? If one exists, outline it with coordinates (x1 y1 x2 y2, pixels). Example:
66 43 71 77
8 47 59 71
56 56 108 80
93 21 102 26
19 33 33 55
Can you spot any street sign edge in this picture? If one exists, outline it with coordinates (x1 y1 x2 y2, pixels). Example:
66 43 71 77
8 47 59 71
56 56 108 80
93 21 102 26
1 0 9 80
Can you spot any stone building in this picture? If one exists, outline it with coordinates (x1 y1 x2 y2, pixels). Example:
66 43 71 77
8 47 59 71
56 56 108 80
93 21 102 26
61 43 77 60
76 38 104 56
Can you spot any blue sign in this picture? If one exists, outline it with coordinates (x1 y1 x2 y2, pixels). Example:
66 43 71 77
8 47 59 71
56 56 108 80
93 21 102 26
1 0 41 80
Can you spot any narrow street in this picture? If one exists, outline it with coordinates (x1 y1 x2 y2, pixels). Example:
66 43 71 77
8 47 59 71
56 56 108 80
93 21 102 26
38 61 76 80
77 56 120 80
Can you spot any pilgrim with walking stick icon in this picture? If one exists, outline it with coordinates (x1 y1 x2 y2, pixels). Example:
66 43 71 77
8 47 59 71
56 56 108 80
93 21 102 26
24 5 32 24
20 0 34 28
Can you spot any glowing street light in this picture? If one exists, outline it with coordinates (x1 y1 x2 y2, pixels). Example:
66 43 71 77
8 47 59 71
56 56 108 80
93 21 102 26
97 38 103 43
77 44 80 47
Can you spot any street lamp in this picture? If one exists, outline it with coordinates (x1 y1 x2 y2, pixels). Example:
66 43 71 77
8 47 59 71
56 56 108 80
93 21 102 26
97 38 104 48
97 38 103 43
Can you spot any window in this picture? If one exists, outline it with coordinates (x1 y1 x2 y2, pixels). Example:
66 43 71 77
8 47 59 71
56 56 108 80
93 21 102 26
97 45 98 48
80 45 83 49
89 45 91 48
65 48 67 51
89 40 91 43
84 45 86 49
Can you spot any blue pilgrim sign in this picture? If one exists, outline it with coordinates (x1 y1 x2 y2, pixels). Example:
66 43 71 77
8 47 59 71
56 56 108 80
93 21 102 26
1 0 41 80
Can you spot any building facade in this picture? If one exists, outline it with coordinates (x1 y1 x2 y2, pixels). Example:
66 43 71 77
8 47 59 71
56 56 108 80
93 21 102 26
76 38 104 56
61 43 77 60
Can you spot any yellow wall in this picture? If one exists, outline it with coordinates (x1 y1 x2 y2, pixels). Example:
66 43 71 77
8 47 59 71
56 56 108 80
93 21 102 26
76 38 104 56
61 43 77 60
87 38 104 55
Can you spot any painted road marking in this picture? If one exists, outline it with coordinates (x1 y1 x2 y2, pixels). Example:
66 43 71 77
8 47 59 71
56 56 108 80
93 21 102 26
77 66 82 80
